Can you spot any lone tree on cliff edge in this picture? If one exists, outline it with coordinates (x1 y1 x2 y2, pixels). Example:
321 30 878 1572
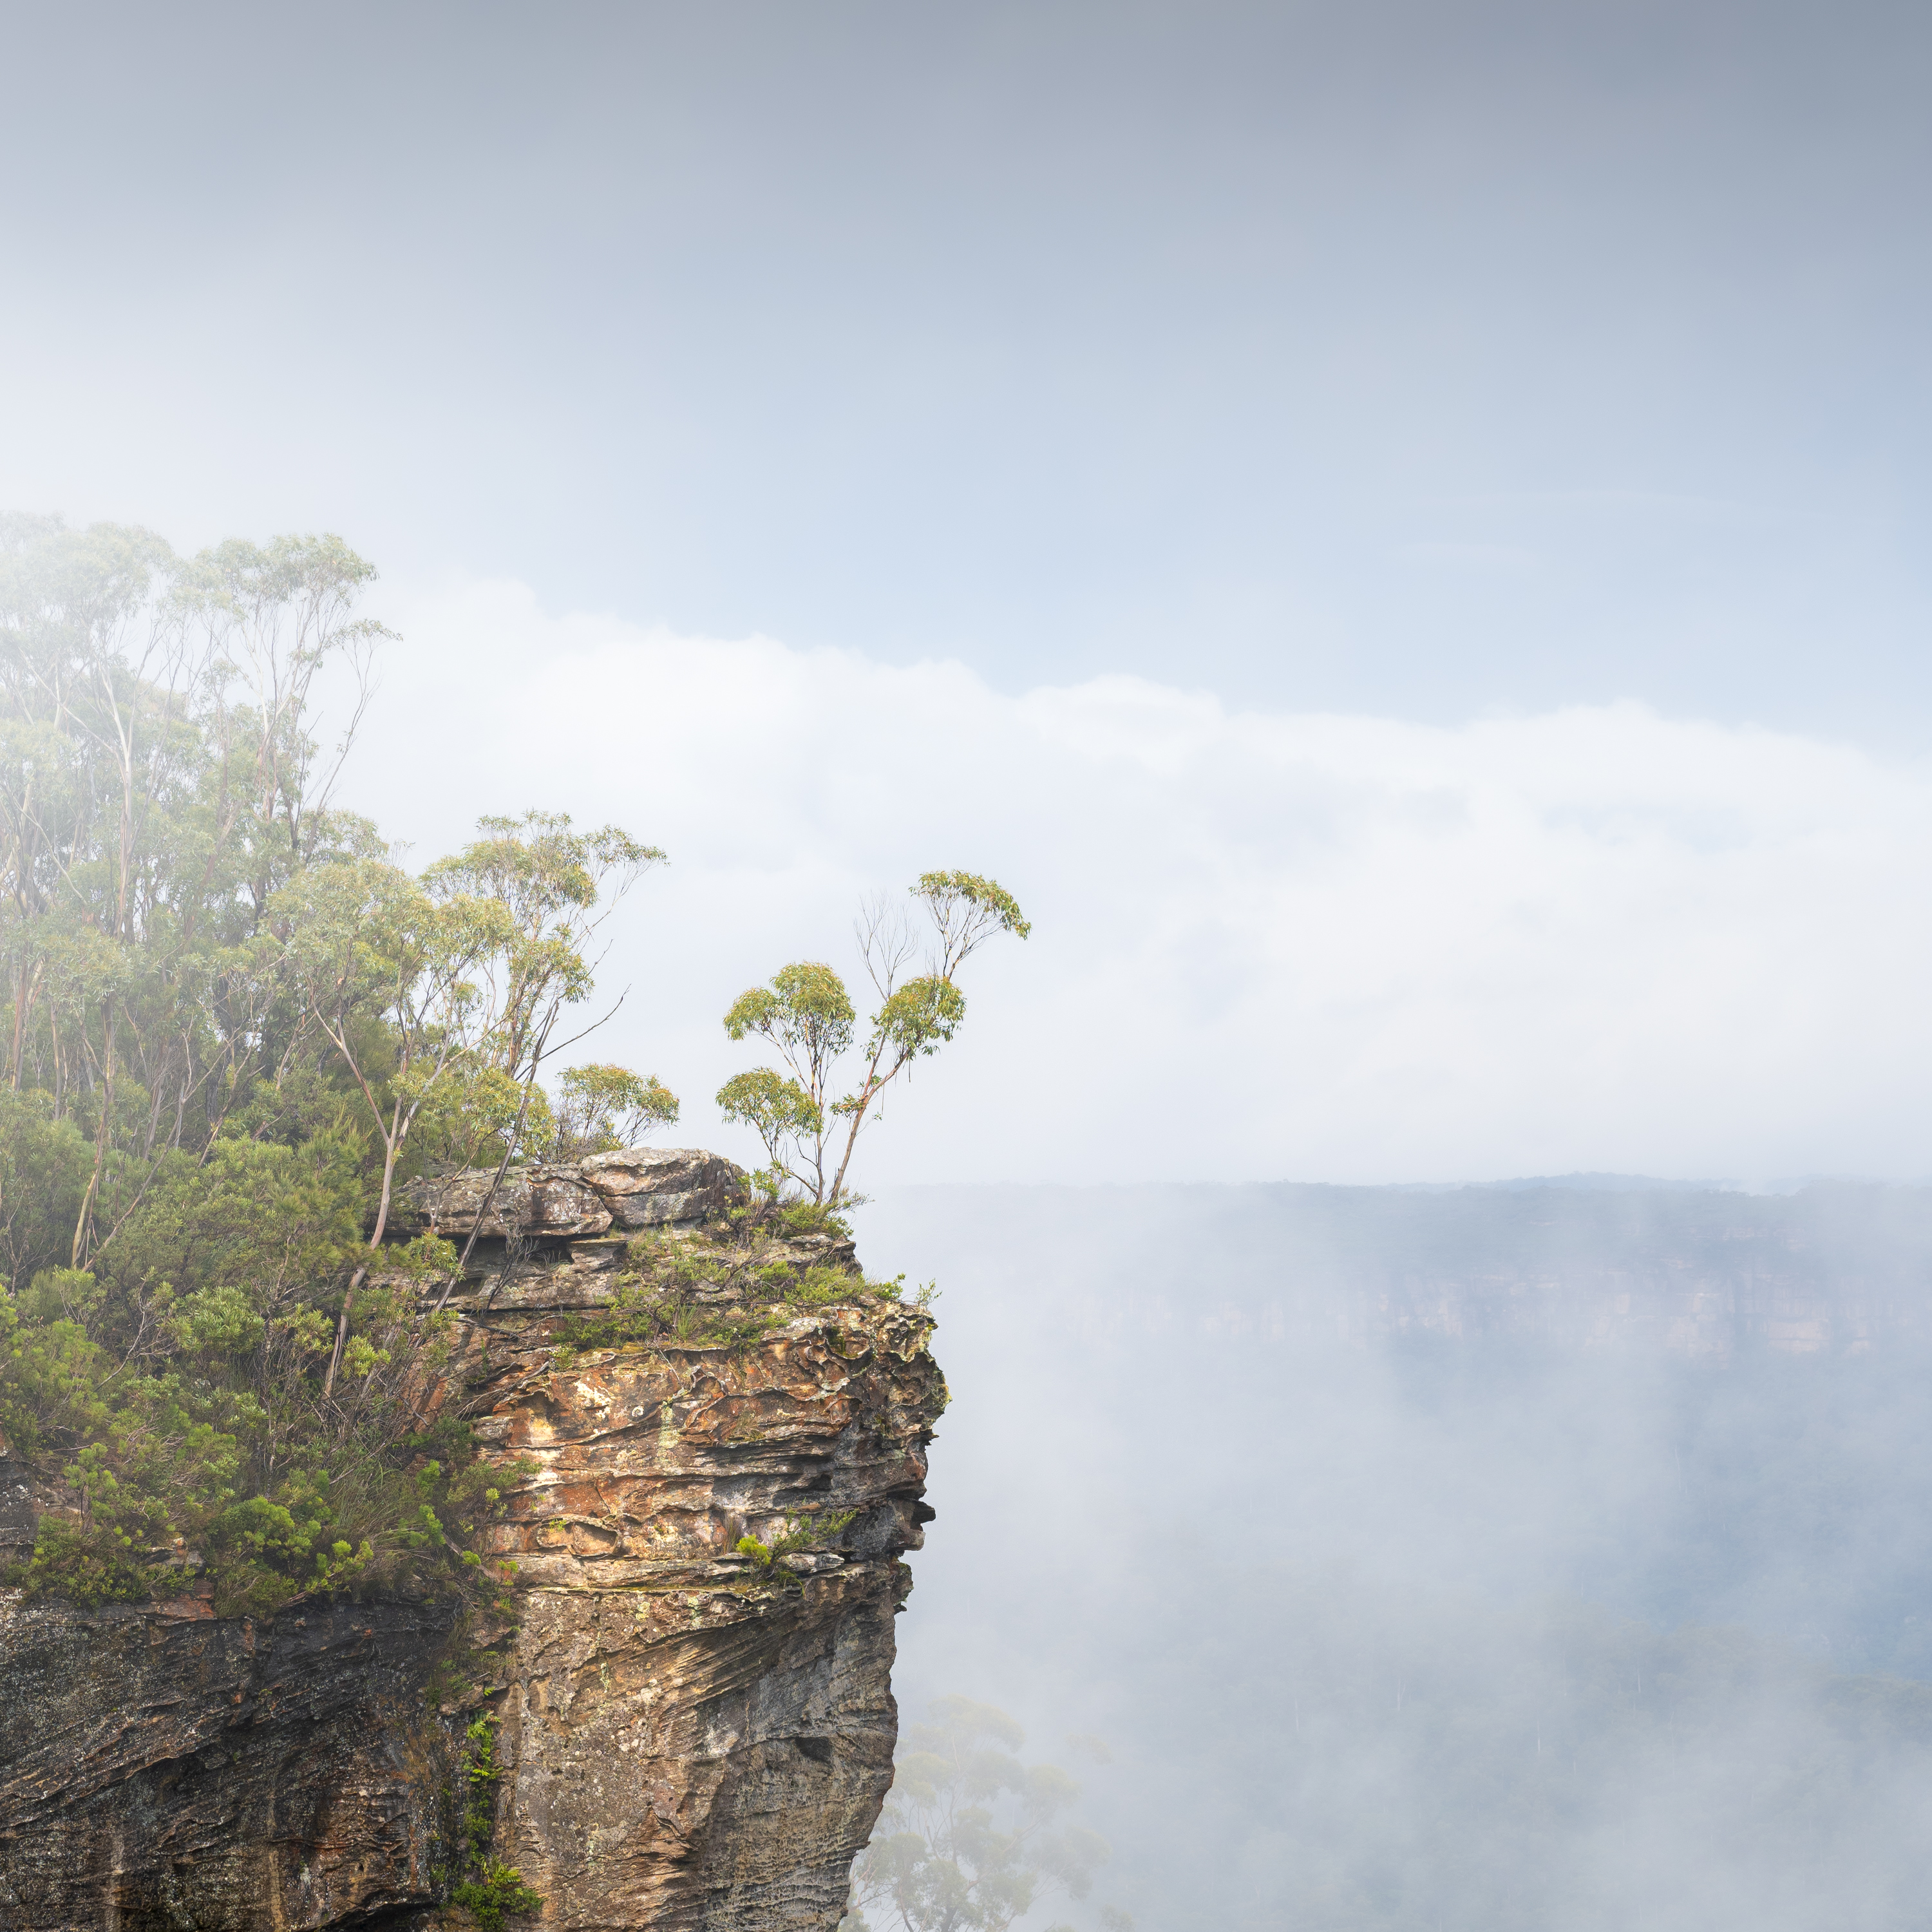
715 870 1028 1206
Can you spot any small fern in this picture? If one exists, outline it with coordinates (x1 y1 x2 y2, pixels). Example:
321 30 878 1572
451 1714 542 1927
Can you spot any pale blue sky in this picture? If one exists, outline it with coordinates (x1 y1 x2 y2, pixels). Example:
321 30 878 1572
6 1 1931 742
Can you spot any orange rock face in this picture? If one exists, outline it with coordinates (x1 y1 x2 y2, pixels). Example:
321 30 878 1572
0 1155 945 1931
457 1226 943 1929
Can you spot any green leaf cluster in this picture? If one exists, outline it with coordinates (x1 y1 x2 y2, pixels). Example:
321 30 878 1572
452 1862 545 1932
717 873 1028 1206
449 1713 544 1929
0 518 661 1613
735 1508 861 1591
543 1063 679 1160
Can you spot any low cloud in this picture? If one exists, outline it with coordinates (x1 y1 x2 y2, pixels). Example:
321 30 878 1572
344 577 1932 1184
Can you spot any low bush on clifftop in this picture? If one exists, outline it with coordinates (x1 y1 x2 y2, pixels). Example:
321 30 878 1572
550 1209 916 1363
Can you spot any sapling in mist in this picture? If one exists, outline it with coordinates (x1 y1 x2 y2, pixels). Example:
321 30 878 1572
839 1695 1111 1932
716 871 1028 1206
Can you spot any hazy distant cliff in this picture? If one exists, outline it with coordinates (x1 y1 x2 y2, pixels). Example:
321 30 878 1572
0 1151 944 1930
979 1180 1932 1361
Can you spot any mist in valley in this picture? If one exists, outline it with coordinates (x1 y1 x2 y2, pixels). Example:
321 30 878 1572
10 6 1932 1929
863 1182 1932 1929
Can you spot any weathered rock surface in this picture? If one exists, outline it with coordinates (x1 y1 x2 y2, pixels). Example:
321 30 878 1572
0 1152 943 1931
397 1150 742 1243
0 1593 460 1929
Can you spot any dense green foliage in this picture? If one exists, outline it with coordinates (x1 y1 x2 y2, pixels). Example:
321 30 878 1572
0 516 672 1613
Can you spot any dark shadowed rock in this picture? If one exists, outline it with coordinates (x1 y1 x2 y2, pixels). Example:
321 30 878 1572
0 1593 462 1929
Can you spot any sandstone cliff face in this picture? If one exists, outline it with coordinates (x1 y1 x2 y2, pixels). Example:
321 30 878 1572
0 1591 461 1928
0 1151 943 1931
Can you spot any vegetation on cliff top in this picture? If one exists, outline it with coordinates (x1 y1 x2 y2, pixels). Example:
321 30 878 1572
547 1198 929 1365
0 515 676 1613
0 512 1004 1615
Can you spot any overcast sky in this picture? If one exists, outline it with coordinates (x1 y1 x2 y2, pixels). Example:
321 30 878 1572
6 1 1932 1182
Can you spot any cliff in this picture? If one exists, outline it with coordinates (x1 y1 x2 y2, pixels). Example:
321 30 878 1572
0 1151 944 1931
954 1181 1932 1362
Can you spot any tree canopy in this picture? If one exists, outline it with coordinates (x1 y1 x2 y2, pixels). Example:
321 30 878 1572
0 516 675 1613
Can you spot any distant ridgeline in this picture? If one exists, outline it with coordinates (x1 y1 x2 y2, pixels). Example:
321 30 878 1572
875 1179 1932 1927
919 1181 1932 1358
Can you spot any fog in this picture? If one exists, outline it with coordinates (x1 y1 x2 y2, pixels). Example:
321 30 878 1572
12 5 1932 1925
337 584 1932 1188
864 1182 1932 1928
13 6 1932 743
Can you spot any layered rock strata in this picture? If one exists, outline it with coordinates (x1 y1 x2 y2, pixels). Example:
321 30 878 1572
0 1151 943 1931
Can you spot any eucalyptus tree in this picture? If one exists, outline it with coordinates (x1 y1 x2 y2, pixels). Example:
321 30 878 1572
274 812 667 1364
181 533 387 914
274 860 489 1252
717 870 1028 1204
422 811 663 1086
545 1063 680 1159
417 813 665 1289
0 516 383 1267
